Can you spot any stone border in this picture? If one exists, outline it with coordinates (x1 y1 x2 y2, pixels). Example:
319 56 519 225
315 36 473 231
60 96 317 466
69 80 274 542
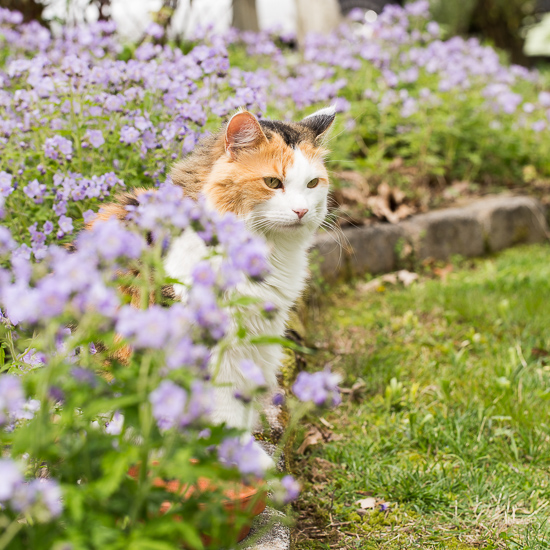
313 196 549 280
243 507 290 550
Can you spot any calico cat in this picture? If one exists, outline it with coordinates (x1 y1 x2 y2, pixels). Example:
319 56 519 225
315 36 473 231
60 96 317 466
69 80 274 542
94 107 335 465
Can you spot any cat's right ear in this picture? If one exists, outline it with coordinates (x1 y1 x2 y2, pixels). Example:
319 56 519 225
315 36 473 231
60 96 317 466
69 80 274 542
299 106 336 142
224 110 267 159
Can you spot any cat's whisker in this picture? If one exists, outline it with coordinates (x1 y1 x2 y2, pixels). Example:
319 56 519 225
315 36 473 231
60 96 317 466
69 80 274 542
317 222 347 271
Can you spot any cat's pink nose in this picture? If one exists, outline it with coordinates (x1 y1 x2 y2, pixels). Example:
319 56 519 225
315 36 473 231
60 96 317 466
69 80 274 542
293 208 308 220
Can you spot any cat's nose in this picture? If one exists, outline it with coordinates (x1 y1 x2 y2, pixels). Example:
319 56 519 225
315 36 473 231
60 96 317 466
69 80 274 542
293 208 308 220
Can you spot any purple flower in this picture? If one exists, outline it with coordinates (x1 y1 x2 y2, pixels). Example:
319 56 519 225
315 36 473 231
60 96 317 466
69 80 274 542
116 305 172 349
280 475 300 503
58 215 74 235
120 125 140 144
23 179 47 203
21 348 46 367
292 368 341 406
426 21 440 36
240 359 265 386
191 260 216 287
0 375 26 425
12 479 63 521
44 135 73 161
539 91 550 107
181 380 213 425
105 411 124 435
149 380 187 430
187 286 229 341
86 129 105 148
70 367 97 386
83 209 97 224
0 459 23 501
166 337 209 371
0 226 15 254
0 171 14 197
145 22 164 39
1 282 40 325
77 218 145 261
229 238 270 281
53 201 67 216
218 436 268 477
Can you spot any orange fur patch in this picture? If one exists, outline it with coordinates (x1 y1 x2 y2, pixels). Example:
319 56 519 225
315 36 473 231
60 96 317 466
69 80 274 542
203 134 327 216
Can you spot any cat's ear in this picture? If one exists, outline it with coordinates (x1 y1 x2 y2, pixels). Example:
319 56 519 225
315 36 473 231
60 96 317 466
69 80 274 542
299 106 336 142
224 110 267 158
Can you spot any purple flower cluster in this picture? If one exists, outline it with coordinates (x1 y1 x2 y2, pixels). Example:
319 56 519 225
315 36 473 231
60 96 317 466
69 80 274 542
149 379 212 430
279 475 300 503
0 375 25 425
292 367 341 406
44 136 73 162
0 0 546 251
0 221 125 324
218 435 269 477
0 459 62 522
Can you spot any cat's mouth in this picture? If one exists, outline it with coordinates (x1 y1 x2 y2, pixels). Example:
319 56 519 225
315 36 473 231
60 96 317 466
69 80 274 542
273 219 307 230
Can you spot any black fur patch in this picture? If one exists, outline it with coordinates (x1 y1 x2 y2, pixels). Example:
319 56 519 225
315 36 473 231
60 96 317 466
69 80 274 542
259 120 303 148
120 194 139 208
299 113 335 138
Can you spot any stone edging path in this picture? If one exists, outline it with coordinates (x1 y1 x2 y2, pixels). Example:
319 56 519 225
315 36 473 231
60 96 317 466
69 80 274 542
313 195 549 280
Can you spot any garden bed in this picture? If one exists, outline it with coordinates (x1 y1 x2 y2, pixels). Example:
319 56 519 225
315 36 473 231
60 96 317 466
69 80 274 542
292 243 550 549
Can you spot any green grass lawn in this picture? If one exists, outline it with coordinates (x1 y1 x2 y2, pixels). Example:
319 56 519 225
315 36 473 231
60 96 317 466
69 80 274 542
292 244 550 550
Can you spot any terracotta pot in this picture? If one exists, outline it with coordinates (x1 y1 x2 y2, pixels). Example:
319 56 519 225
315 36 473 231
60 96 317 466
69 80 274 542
128 463 266 543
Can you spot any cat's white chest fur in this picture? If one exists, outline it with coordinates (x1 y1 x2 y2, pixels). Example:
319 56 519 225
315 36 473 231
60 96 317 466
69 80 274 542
163 227 313 430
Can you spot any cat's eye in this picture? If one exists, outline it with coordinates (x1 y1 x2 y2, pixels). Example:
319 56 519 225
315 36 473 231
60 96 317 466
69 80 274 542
307 178 320 189
264 177 283 189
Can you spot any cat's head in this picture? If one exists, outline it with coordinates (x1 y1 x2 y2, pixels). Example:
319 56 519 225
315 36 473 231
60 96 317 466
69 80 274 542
204 107 335 238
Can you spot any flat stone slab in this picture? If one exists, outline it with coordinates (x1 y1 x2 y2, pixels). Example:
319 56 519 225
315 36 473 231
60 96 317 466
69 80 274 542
401 207 485 261
313 195 549 280
469 195 548 252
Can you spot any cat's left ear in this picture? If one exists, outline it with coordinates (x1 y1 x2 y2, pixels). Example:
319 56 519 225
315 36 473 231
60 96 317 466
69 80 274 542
299 106 336 142
224 110 267 159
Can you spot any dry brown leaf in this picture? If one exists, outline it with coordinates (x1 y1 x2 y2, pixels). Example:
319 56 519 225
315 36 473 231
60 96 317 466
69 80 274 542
366 183 416 223
334 170 370 191
443 180 470 200
340 187 369 206
319 417 334 430
356 497 376 509
395 203 415 220
356 278 385 293
434 264 453 281
297 427 324 454
340 379 367 401
355 497 391 513
397 269 419 287
358 271 418 293
388 157 404 171
532 348 550 362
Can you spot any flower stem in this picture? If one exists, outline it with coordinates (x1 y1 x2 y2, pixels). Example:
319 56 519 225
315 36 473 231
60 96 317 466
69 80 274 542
0 519 23 550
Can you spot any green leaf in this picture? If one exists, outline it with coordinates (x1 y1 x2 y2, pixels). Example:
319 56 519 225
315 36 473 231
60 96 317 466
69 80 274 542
248 335 314 355
86 395 142 417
